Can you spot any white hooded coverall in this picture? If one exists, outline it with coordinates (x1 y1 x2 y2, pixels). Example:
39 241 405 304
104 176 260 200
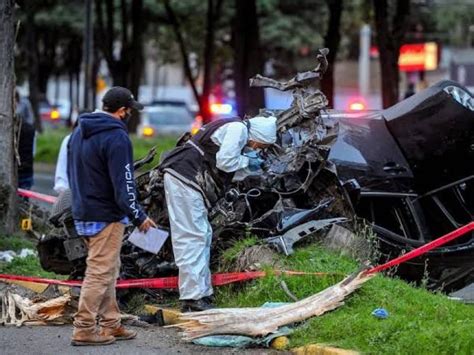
163 117 277 300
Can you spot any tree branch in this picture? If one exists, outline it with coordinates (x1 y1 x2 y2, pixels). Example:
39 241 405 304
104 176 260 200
392 0 410 49
95 0 113 65
163 0 201 109
120 0 129 47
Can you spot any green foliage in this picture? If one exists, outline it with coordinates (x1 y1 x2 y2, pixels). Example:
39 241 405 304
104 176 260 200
35 128 177 169
221 236 259 263
35 127 71 164
217 244 474 353
121 291 147 315
0 234 63 279
259 0 326 54
130 134 178 172
431 1 474 47
0 234 36 252
0 255 61 279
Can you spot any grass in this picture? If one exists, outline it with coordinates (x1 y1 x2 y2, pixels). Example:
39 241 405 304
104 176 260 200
216 244 474 354
0 234 36 251
221 236 259 264
0 234 61 279
35 127 178 170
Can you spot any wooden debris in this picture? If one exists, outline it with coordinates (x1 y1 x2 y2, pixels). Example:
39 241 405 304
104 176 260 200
172 270 374 340
0 285 72 326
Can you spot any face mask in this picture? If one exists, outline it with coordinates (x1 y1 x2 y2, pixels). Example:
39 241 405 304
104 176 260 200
122 111 131 125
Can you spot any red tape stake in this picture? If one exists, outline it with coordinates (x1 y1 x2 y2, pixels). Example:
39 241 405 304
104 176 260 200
365 221 474 275
17 188 57 204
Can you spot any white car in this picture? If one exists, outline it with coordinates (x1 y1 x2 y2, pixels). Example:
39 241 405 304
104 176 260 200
138 101 201 137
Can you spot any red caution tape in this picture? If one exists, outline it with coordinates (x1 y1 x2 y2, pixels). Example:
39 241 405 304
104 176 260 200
0 270 331 289
366 221 474 275
17 188 57 204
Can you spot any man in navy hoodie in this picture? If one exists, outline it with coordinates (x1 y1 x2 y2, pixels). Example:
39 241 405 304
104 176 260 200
68 87 156 346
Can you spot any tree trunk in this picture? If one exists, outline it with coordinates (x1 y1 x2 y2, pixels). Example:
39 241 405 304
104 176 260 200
128 0 144 132
200 0 217 124
25 9 42 132
233 0 265 118
96 0 145 132
321 0 343 108
0 0 17 234
373 0 410 108
164 0 203 116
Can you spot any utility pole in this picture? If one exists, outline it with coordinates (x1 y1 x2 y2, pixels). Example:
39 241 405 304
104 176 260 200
359 24 371 97
83 0 93 110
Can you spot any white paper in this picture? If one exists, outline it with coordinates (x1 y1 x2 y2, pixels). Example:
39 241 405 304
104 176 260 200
128 227 169 254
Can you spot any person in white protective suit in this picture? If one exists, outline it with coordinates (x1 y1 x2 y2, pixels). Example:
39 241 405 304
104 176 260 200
160 116 277 311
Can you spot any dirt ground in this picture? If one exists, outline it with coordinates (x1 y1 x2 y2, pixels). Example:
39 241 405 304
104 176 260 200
0 325 284 355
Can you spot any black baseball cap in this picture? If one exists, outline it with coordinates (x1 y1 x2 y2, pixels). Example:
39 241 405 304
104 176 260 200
102 86 144 112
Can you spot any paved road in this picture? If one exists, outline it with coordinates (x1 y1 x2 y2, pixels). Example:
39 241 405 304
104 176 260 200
33 171 57 197
0 325 280 355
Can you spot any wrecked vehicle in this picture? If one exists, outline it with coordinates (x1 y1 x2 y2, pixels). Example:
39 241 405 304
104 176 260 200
37 48 474 293
329 81 474 291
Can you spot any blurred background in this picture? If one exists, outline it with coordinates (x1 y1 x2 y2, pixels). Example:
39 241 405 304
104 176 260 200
10 0 474 141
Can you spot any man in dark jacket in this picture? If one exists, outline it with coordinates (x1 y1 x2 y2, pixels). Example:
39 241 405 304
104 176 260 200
68 87 156 346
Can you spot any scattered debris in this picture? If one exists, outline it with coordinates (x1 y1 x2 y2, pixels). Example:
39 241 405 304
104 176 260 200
449 282 474 304
0 248 36 263
172 270 374 340
231 245 280 271
280 280 299 302
371 308 389 319
0 283 72 326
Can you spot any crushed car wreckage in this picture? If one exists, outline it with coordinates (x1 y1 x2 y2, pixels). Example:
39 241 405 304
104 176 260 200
37 48 474 294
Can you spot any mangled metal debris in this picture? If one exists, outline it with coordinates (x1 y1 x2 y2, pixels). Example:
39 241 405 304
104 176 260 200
36 48 474 294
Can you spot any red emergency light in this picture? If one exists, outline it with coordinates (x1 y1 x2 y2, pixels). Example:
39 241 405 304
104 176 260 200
210 103 233 115
398 42 438 72
347 97 367 111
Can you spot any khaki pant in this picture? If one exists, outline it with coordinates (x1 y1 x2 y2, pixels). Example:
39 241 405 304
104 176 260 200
73 222 124 332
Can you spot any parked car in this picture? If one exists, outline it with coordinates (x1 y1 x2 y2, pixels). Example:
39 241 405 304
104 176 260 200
39 99 63 126
138 100 201 137
51 99 72 123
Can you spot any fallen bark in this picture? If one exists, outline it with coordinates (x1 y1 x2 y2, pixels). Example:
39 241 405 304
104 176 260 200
173 270 374 340
0 287 71 326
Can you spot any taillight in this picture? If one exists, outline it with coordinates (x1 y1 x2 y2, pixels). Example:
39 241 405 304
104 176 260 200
142 126 154 137
50 109 60 120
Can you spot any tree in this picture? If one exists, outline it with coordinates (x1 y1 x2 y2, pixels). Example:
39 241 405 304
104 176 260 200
0 0 17 234
233 0 265 117
320 0 343 108
95 0 146 131
373 0 410 108
258 0 326 76
16 0 85 129
163 0 224 123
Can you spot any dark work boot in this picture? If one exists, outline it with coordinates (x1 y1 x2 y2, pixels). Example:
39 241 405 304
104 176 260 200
181 297 215 312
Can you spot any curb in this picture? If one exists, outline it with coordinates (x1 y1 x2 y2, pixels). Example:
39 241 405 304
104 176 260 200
292 344 359 355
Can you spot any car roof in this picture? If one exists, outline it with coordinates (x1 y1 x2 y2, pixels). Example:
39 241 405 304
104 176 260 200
147 100 188 107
